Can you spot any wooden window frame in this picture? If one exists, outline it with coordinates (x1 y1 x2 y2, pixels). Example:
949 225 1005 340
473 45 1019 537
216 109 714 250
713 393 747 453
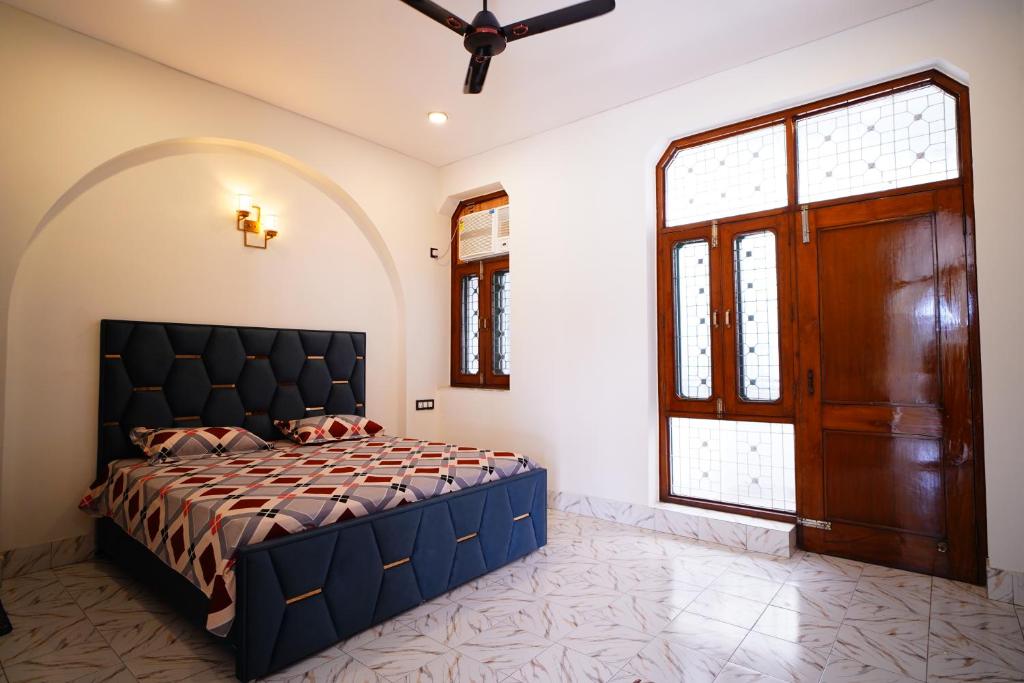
451 191 511 389
655 70 985 530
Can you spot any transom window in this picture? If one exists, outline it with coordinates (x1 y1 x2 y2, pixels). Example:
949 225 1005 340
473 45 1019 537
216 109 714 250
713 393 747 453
657 71 963 518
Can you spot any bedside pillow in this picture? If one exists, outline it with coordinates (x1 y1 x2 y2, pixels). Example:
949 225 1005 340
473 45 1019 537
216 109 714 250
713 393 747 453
129 426 270 463
274 415 384 445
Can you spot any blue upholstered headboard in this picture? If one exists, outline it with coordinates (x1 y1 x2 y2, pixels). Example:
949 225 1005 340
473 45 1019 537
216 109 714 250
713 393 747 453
97 320 366 476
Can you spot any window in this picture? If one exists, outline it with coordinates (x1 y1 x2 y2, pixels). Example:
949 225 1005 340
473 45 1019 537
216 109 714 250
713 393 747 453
657 71 964 518
797 83 959 203
451 191 510 388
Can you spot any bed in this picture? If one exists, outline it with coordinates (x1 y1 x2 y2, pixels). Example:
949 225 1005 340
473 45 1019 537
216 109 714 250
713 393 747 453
87 320 547 680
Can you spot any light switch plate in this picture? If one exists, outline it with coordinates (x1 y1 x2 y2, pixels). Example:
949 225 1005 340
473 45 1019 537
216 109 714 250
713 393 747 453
415 399 435 411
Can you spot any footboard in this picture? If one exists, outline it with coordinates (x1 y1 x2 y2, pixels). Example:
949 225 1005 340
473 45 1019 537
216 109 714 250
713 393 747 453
232 468 547 680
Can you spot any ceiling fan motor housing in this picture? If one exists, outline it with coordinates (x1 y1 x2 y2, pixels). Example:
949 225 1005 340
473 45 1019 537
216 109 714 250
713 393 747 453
464 10 507 56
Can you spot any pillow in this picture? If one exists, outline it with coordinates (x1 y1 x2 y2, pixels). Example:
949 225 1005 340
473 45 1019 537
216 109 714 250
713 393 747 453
274 414 384 445
129 426 270 463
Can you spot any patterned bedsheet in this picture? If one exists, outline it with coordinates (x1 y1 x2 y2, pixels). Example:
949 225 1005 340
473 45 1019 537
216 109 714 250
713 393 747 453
80 436 534 635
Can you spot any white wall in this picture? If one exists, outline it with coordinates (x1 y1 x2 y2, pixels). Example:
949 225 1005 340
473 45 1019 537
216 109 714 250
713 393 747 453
5 153 400 548
0 6 450 550
438 0 1024 572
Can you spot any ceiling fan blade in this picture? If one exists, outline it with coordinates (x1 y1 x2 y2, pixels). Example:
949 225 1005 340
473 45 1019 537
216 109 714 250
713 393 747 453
502 0 614 42
398 0 471 35
463 53 491 94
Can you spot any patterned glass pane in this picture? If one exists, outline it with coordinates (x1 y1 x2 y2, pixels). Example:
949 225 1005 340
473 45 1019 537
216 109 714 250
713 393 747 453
673 240 712 399
460 274 480 375
797 84 959 203
669 417 796 512
734 231 781 401
492 270 511 376
664 124 787 227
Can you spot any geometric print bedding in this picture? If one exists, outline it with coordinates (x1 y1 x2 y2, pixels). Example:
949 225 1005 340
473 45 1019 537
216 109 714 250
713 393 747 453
274 414 383 445
129 425 271 463
80 435 534 636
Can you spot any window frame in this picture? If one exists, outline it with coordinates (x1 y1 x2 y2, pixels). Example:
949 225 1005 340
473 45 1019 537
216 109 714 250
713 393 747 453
450 191 511 389
655 70 974 521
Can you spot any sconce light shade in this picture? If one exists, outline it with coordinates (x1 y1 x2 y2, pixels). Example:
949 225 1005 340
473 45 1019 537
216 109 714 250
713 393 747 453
237 194 253 213
263 213 278 231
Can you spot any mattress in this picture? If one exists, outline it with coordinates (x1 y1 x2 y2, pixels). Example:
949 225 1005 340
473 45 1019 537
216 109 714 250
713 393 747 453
81 435 535 635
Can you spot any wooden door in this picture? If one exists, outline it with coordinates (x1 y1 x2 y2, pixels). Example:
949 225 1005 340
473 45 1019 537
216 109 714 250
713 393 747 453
795 187 980 581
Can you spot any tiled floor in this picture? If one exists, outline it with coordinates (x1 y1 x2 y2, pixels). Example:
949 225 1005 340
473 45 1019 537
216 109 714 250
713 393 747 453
1 509 1023 682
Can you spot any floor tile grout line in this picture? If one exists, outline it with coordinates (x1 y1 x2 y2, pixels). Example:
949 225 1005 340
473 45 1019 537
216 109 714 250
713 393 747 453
924 575 934 681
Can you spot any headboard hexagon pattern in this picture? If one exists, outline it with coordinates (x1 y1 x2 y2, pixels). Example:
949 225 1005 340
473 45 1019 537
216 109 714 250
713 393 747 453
98 320 366 476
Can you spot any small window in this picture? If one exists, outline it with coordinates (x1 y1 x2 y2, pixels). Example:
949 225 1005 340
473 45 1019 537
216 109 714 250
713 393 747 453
669 417 796 513
451 192 510 389
664 124 788 227
673 239 713 399
733 230 781 402
797 84 959 204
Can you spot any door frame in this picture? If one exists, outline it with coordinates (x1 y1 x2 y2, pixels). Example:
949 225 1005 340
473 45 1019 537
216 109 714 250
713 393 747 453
654 69 986 581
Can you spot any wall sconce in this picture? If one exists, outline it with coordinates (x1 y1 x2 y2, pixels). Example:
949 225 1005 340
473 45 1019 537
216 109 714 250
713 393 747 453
236 194 280 249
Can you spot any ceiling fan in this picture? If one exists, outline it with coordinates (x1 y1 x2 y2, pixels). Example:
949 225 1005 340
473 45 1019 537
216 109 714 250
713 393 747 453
399 0 616 94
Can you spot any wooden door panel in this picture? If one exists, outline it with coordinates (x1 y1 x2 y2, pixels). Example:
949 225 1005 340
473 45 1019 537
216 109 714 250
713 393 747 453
817 216 940 406
823 432 944 535
821 404 942 437
798 187 979 582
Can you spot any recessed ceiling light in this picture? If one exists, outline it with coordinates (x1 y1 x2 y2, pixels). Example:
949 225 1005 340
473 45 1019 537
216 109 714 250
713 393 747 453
427 111 449 125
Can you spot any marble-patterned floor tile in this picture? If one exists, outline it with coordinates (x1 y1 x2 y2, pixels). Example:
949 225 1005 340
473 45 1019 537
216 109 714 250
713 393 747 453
454 623 552 673
3 628 132 683
496 563 575 596
926 647 1024 682
714 662 787 683
544 579 621 613
507 598 590 642
624 636 726 683
455 583 539 620
746 528 792 558
854 570 932 617
588 595 680 635
397 649 504 683
654 509 700 540
257 646 354 682
710 571 783 604
344 626 448 679
832 622 926 681
394 597 452 626
0 571 67 613
559 619 654 667
752 605 840 651
728 554 800 584
932 578 1017 620
661 611 748 662
770 582 851 623
626 576 703 610
788 554 864 582
844 600 928 643
729 631 826 683
929 614 1024 672
661 558 729 588
340 619 411 652
584 563 654 593
0 602 98 665
514 643 619 683
408 602 492 648
50 535 95 569
0 543 52 580
699 518 747 550
685 589 768 630
819 655 918 683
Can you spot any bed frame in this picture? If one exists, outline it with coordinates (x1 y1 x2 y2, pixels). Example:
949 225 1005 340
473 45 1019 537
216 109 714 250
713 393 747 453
95 320 547 680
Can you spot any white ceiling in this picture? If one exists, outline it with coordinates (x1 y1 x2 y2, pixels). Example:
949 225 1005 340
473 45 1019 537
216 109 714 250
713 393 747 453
7 0 927 166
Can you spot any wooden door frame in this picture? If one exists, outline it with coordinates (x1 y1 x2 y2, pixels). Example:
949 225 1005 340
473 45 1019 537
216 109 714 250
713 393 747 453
654 70 987 577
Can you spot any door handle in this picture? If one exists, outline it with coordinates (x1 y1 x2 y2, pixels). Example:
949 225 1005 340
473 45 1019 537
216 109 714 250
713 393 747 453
807 369 815 395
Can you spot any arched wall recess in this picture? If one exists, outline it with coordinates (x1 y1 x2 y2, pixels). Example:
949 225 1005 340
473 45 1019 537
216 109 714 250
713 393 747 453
11 135 408 437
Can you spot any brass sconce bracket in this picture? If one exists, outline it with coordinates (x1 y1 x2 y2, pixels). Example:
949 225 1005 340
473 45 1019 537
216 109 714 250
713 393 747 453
235 203 279 249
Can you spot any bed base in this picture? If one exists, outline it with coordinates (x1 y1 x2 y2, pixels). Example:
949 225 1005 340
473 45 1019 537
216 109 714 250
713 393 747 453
98 467 547 681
